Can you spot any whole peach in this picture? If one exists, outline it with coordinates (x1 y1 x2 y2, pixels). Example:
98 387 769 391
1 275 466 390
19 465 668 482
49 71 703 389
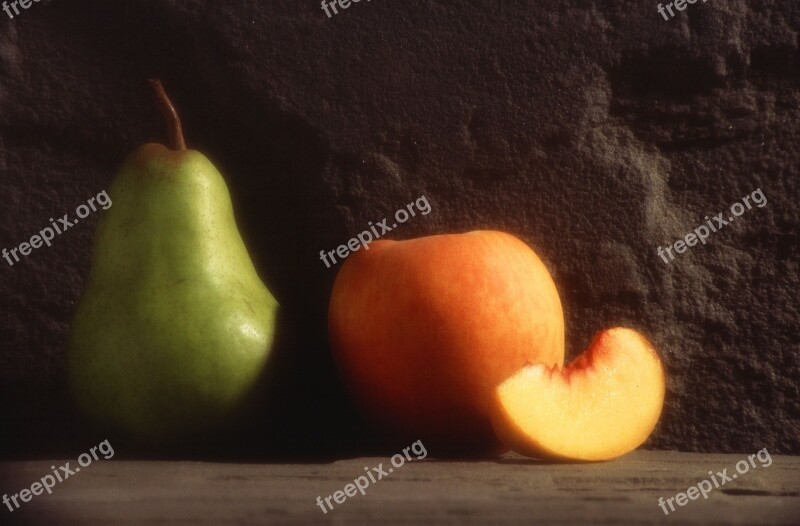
329 230 564 454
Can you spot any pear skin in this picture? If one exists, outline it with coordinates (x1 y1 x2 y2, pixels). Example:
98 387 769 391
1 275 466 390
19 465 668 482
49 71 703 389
68 82 279 441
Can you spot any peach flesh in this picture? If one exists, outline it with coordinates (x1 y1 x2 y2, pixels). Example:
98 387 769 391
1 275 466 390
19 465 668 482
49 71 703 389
490 328 666 461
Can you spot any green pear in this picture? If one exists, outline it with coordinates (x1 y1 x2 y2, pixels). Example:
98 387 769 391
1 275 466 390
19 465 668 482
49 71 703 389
68 80 279 440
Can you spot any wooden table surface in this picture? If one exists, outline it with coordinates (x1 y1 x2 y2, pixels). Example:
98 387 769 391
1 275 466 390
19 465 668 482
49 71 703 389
1 450 798 525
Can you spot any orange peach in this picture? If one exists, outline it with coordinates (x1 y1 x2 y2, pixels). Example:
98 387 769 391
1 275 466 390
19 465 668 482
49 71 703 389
490 327 665 461
329 230 564 454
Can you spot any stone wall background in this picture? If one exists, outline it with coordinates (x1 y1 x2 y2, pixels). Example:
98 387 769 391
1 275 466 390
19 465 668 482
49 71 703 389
0 0 797 458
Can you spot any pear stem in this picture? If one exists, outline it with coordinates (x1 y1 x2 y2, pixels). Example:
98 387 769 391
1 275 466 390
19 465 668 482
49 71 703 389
148 79 187 151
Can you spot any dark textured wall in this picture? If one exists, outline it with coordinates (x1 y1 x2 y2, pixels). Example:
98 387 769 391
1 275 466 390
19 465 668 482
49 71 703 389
0 0 798 458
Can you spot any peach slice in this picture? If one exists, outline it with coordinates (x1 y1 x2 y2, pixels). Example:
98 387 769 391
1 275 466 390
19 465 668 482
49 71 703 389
490 328 666 461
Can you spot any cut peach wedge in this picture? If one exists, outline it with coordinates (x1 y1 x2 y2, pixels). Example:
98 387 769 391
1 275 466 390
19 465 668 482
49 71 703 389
490 328 666 461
